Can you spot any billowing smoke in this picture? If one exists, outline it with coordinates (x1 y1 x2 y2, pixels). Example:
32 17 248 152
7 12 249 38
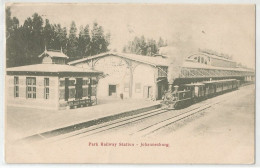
159 33 197 86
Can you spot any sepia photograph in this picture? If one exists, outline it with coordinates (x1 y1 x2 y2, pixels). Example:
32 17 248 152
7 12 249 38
4 3 256 164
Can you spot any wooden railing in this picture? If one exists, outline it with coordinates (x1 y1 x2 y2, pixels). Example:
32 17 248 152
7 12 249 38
68 97 97 109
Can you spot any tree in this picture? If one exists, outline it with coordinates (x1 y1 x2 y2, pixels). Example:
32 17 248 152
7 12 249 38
6 8 111 67
90 22 109 55
158 37 167 48
6 7 16 67
146 38 158 56
78 25 91 57
43 19 54 48
67 21 78 58
123 36 165 56
53 24 67 52
21 13 44 65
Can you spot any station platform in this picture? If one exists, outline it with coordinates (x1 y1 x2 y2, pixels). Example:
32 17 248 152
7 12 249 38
6 98 161 142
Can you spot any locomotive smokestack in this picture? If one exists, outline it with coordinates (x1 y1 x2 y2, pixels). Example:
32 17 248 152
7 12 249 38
160 33 197 92
159 46 187 92
173 85 179 93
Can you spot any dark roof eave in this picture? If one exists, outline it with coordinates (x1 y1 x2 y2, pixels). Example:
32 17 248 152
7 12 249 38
7 71 103 77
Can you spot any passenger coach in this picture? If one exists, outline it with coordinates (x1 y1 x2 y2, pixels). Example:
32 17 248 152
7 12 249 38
162 79 240 109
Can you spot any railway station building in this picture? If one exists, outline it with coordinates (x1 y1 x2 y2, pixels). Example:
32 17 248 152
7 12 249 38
68 49 254 100
6 49 102 110
69 53 169 100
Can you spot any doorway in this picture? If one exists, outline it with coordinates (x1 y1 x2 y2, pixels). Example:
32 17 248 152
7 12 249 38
65 78 69 101
148 86 152 99
109 85 117 96
143 86 152 99
158 85 162 100
75 78 83 99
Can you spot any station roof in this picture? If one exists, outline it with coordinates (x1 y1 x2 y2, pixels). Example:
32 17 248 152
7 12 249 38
184 83 205 86
202 79 237 84
38 50 69 59
6 64 102 76
68 51 254 73
182 61 254 72
187 52 236 63
68 52 170 67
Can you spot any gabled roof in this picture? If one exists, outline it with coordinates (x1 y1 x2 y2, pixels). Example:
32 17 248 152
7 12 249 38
68 52 170 67
38 50 69 59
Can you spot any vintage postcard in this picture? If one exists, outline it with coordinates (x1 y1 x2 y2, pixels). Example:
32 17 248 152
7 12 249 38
4 3 255 164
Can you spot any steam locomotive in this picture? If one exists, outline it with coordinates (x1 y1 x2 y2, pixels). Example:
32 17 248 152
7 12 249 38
162 79 240 109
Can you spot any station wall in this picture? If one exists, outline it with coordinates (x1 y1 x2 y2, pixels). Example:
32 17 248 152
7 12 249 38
74 55 158 100
132 64 156 99
6 75 59 110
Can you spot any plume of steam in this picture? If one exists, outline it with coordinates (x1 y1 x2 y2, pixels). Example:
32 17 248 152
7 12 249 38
160 33 197 86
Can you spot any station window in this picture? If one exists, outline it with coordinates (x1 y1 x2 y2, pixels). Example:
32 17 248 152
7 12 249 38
14 76 19 97
135 83 141 93
26 77 36 99
124 83 129 92
44 78 49 99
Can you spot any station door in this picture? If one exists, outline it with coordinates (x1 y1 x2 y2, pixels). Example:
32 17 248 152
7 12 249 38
109 85 117 96
143 86 152 99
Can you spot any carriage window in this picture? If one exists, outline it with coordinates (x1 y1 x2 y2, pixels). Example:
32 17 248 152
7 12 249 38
201 57 204 63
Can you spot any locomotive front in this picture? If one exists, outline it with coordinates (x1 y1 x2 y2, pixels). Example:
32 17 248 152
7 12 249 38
161 85 179 109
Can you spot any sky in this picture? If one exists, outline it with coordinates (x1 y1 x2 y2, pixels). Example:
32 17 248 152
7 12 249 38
7 3 255 68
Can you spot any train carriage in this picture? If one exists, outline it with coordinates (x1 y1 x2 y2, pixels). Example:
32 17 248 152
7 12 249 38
183 83 205 101
162 79 240 109
203 81 217 97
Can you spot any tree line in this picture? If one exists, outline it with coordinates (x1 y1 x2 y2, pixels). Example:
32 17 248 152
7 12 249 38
123 36 167 56
6 7 110 67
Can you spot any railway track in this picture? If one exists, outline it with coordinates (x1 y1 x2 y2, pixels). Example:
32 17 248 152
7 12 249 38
132 102 214 137
36 107 172 144
40 102 221 144
26 85 243 145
